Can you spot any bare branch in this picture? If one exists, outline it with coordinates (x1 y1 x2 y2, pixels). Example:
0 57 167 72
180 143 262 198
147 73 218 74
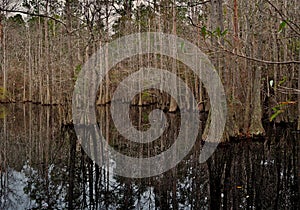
145 0 210 9
278 85 300 94
265 0 300 37
222 47 300 65
0 8 88 34
0 8 67 28
187 17 300 65
187 16 202 28
181 1 210 7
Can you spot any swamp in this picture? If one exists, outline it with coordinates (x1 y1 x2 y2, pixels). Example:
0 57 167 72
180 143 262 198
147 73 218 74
0 0 299 209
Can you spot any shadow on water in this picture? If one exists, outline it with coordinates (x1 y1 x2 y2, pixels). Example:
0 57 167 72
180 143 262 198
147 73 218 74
0 104 299 209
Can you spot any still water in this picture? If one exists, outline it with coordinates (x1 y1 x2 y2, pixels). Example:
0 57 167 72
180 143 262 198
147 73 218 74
0 104 299 209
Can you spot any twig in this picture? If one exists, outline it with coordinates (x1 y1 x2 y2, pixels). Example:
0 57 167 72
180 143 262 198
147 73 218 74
265 0 300 37
144 0 210 9
222 47 300 65
0 8 68 28
278 85 300 93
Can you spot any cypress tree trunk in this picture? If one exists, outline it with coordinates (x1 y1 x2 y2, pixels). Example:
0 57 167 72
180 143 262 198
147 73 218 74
249 0 265 136
297 66 300 130
169 2 178 112
44 1 50 104
249 65 265 135
0 14 7 101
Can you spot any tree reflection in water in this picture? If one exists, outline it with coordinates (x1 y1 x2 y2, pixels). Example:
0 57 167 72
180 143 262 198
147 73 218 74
0 104 299 209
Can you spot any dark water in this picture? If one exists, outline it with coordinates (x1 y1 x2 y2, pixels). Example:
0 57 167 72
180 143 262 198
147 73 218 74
0 104 299 210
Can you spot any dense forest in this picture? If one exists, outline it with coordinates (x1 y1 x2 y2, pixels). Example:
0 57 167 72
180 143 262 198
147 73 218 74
0 1 299 209
0 0 299 139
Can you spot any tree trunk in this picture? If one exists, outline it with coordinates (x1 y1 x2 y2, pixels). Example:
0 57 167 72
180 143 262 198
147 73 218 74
44 1 50 104
28 26 32 102
0 14 7 101
169 2 178 112
2 28 6 95
105 1 110 104
38 16 43 103
249 0 265 136
243 4 252 133
297 64 300 130
249 65 265 135
203 0 225 139
66 0 74 104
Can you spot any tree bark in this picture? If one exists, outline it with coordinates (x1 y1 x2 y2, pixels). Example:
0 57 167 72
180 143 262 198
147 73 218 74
0 14 7 101
66 0 74 105
169 1 178 112
249 0 265 136
203 0 225 139
297 63 300 130
44 1 50 104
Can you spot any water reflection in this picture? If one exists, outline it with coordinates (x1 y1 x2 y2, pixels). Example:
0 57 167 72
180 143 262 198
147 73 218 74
0 104 299 209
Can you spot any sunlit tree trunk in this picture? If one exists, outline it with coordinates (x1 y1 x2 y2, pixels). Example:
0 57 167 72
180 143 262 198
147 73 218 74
66 0 73 105
44 1 51 104
249 0 265 135
96 38 104 105
27 26 33 102
158 2 168 110
38 15 43 103
194 5 204 110
50 14 56 104
243 3 252 133
105 1 110 104
203 0 225 139
58 26 64 104
0 14 7 100
169 2 178 112
138 2 143 106
232 0 239 101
